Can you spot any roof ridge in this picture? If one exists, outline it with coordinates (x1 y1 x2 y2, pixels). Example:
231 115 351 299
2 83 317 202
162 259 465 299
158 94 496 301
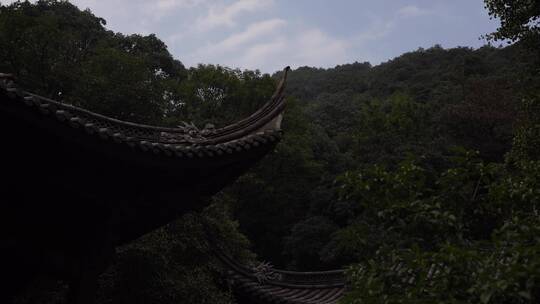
0 68 288 158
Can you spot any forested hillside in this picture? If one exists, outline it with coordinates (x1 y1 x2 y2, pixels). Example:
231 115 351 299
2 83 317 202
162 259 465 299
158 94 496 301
1 0 539 303
230 43 536 270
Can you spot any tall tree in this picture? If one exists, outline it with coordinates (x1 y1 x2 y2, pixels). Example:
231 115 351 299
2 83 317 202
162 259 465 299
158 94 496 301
484 0 540 47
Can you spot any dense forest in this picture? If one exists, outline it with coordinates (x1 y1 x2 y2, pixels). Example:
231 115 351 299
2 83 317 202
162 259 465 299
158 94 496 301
1 0 539 303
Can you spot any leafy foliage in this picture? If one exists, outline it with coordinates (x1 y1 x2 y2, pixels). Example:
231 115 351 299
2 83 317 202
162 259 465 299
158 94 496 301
484 0 540 46
341 159 540 304
96 203 253 304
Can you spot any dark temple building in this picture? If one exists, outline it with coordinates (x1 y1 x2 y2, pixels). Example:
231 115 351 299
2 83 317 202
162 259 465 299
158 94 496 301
0 68 346 304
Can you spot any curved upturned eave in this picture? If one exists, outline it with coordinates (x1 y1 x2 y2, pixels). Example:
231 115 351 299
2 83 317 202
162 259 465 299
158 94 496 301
205 66 290 144
0 67 289 160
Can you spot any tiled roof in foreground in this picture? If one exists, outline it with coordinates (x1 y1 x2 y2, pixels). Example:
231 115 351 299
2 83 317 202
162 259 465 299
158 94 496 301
0 68 290 162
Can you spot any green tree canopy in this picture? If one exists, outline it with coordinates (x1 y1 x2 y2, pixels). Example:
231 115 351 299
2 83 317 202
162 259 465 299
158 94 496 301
484 0 540 46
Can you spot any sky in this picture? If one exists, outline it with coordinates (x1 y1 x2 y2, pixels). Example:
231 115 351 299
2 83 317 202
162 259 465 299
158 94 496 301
2 0 503 73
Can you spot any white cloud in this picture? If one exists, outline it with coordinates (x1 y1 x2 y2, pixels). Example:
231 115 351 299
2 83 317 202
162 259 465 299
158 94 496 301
291 29 348 66
186 18 287 69
185 17 349 72
147 0 207 17
397 5 431 18
356 20 395 41
194 0 273 32
243 39 287 67
200 18 286 54
246 28 348 71
155 0 205 10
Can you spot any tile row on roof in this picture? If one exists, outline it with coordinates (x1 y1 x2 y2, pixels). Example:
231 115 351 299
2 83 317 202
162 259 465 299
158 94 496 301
215 251 347 304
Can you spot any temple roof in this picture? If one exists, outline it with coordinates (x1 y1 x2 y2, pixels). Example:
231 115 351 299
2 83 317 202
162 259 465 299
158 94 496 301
217 252 347 304
0 67 291 273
